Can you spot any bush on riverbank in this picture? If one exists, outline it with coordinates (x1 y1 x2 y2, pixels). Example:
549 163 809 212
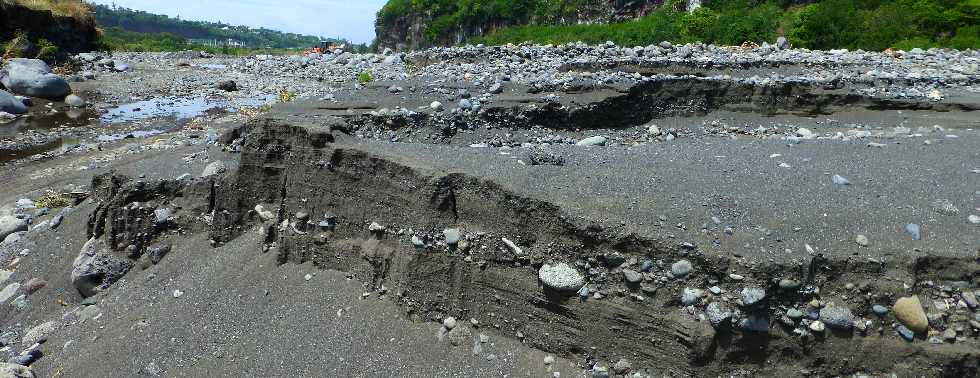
468 0 980 50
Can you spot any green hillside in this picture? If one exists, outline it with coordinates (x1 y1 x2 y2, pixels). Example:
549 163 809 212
379 0 980 50
92 3 357 50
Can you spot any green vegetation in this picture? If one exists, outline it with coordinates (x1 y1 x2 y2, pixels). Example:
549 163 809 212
357 71 374 84
379 0 584 42
95 27 303 56
92 3 355 49
34 191 72 209
97 27 186 52
34 38 58 60
3 30 31 59
380 0 980 50
14 0 94 26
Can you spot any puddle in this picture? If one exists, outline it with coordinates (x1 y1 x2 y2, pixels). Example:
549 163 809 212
1 93 275 163
0 136 80 164
101 95 276 124
0 109 98 137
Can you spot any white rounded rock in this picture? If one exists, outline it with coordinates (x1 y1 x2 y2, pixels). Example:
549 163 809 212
538 262 584 292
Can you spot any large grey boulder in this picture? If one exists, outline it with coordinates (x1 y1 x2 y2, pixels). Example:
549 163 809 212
0 90 28 115
71 238 134 297
0 216 29 242
0 58 71 100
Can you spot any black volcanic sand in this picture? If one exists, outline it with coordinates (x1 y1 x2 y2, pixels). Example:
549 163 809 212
0 54 978 377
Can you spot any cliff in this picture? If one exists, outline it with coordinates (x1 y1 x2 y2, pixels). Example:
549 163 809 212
0 0 98 58
375 0 674 51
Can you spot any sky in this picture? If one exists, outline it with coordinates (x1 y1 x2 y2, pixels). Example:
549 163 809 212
90 0 389 44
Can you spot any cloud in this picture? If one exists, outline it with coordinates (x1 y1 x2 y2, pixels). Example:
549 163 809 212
90 0 388 43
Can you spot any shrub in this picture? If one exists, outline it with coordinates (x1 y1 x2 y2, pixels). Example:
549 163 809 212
357 71 373 83
3 30 32 59
35 38 59 60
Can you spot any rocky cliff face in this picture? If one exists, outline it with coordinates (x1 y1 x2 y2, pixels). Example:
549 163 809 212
0 1 98 57
375 0 671 51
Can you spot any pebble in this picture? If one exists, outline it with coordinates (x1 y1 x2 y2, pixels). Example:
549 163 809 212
968 214 980 224
895 325 915 341
442 317 456 330
893 296 928 333
778 278 800 290
855 234 869 246
786 308 804 319
543 355 554 365
872 304 889 316
680 287 703 306
622 269 642 285
304 274 312 281
905 223 921 240
172 289 184 298
429 101 444 111
443 228 461 245
671 259 692 277
809 320 826 332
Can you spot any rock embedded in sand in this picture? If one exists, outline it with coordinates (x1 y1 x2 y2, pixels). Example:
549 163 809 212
443 228 461 245
200 160 226 178
575 136 607 146
706 302 732 328
71 238 134 297
893 296 929 333
442 317 456 330
671 259 692 277
538 262 584 292
819 302 854 329
740 287 766 307
855 234 869 246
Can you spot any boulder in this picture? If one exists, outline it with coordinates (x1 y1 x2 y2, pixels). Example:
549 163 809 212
0 90 28 115
70 238 134 297
0 216 29 241
0 58 71 99
893 296 929 333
